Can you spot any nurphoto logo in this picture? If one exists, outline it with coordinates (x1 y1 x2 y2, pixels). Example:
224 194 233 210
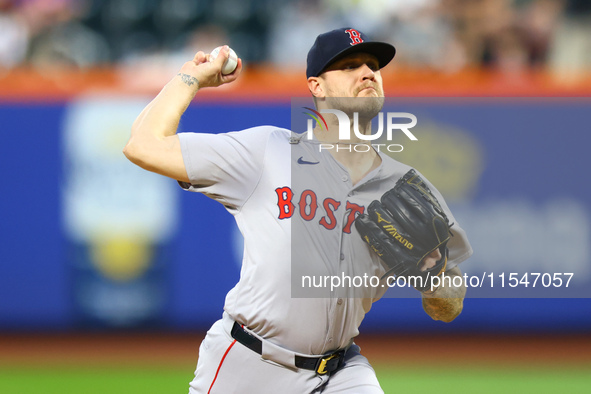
303 107 418 153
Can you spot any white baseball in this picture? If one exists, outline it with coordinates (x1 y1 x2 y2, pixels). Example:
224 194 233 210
209 46 238 75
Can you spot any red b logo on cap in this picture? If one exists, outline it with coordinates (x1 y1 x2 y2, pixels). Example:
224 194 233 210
345 29 363 45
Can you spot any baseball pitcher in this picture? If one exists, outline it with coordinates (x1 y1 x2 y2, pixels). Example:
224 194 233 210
124 27 472 394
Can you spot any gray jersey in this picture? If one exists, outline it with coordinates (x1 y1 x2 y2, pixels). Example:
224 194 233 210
178 126 472 355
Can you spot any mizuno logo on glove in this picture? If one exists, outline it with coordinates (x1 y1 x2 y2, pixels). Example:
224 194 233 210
382 224 414 249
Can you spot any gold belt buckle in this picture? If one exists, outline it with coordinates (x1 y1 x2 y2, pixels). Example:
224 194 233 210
316 353 339 375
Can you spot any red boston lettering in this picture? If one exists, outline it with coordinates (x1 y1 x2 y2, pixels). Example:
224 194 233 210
343 201 364 233
299 190 318 221
319 198 341 230
276 187 295 219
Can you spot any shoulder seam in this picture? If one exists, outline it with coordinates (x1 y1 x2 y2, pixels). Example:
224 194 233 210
235 128 279 212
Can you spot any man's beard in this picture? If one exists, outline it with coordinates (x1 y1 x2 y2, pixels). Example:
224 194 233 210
324 96 384 121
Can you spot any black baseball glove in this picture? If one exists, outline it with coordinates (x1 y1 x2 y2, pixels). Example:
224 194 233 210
355 169 452 292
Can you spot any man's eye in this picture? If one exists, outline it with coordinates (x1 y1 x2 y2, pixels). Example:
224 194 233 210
339 61 379 71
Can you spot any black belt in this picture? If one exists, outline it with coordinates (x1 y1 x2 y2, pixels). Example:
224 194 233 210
230 321 346 375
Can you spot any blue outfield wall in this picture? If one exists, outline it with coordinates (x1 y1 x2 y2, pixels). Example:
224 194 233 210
1 97 590 333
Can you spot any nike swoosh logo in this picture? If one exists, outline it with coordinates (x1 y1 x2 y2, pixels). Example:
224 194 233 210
297 157 320 165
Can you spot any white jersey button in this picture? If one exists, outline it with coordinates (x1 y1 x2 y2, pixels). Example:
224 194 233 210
340 253 345 260
337 298 343 305
341 175 348 182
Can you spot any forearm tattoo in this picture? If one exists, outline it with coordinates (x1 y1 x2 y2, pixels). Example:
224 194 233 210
177 73 199 87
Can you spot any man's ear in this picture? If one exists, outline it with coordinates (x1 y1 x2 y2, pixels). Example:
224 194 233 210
307 77 324 98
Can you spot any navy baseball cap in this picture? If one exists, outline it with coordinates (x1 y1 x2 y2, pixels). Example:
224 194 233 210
306 27 396 78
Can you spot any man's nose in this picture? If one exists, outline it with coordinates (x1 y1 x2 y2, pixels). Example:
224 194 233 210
360 64 377 80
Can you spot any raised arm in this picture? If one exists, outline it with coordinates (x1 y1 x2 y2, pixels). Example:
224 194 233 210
123 46 243 182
